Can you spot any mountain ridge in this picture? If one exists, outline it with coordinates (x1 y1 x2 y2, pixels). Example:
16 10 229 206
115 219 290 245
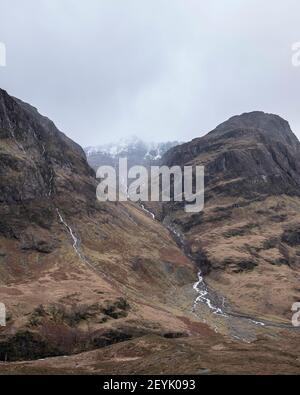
145 111 300 322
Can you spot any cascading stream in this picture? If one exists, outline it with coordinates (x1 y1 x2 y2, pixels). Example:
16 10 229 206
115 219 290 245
137 206 224 316
164 222 278 329
56 209 116 286
192 271 227 316
57 203 295 332
6 117 26 153
167 224 226 317
132 204 297 331
56 208 84 261
141 204 156 220
57 187 163 291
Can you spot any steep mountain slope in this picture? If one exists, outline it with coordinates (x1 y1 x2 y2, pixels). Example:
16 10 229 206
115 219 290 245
0 89 96 248
85 136 181 171
152 112 300 322
1 93 300 373
0 88 197 361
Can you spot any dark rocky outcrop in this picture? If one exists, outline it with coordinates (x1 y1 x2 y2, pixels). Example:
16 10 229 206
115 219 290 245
0 331 61 362
281 224 300 246
0 88 96 246
162 111 300 203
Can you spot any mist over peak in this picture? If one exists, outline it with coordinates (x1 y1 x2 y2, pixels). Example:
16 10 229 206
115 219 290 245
85 136 182 170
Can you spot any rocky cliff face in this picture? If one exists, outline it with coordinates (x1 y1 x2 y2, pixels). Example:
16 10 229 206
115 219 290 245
156 112 300 321
163 111 300 200
0 89 197 361
0 88 97 245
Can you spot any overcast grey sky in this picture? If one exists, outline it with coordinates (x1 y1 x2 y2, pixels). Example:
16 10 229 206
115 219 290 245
1 0 300 146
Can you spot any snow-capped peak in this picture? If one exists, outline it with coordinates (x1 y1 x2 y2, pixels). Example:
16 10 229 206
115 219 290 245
84 137 182 170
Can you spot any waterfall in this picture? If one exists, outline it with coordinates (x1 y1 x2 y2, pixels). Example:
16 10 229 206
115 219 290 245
56 208 85 261
141 204 155 220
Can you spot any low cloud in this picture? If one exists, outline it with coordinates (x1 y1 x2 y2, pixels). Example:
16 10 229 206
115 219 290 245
0 0 300 146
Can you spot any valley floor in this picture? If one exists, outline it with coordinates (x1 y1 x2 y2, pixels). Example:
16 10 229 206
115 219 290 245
1 284 300 375
1 329 300 375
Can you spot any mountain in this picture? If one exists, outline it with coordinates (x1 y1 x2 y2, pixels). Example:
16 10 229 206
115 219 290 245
1 93 300 374
0 89 197 361
163 111 300 197
0 89 96 247
85 136 181 170
147 111 300 322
